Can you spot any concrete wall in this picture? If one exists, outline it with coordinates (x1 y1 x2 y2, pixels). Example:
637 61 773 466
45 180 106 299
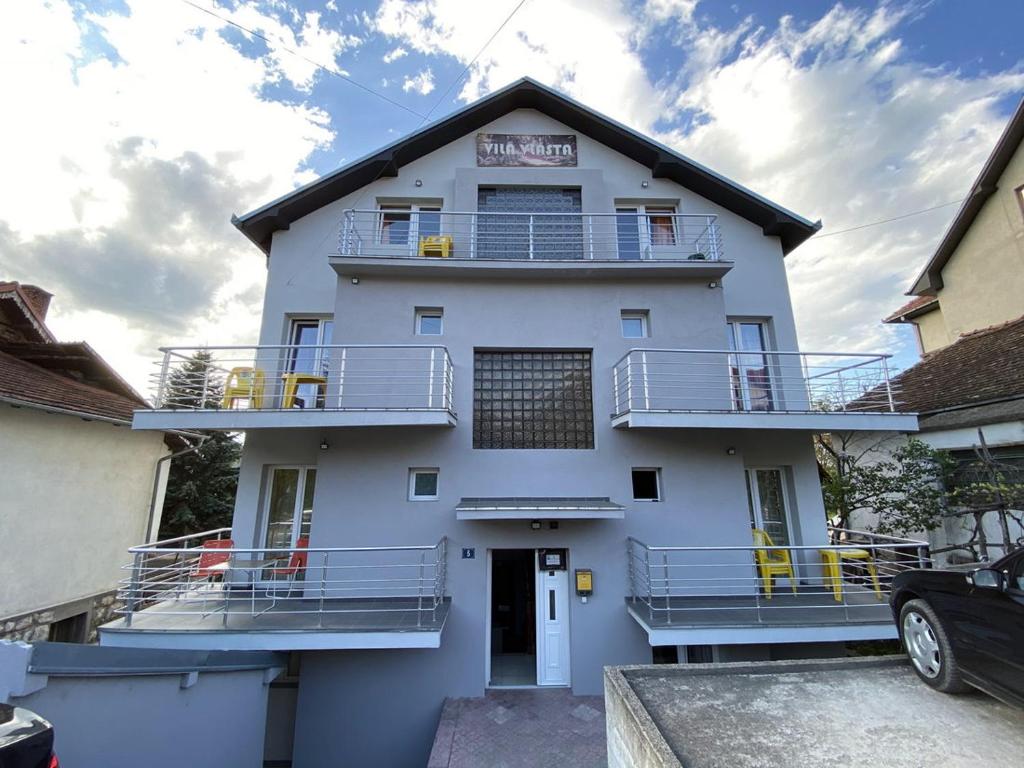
235 107 829 766
605 666 681 768
1 642 281 768
0 404 167 621
912 138 1024 354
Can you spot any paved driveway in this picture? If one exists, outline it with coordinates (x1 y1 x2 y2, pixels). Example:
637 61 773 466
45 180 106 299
428 689 607 768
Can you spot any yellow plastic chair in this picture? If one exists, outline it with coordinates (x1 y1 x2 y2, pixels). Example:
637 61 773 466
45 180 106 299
752 528 797 599
418 235 453 258
820 545 883 601
281 372 328 409
221 367 265 409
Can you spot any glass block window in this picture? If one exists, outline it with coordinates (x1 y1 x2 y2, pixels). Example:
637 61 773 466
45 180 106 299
473 351 594 449
477 187 583 260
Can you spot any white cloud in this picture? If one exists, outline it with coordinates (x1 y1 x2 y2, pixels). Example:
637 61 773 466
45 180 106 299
374 0 666 132
383 45 408 63
0 0 355 388
656 3 1023 358
402 67 435 94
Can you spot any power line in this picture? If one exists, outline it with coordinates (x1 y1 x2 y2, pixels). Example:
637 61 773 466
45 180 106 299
347 0 530 212
810 198 966 240
421 0 530 123
176 0 427 119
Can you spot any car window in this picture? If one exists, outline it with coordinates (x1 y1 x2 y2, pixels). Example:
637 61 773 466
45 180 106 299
1011 555 1024 592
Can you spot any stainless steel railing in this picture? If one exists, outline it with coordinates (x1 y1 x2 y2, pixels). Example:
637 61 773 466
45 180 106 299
118 529 448 628
612 348 901 416
146 344 454 413
626 530 930 626
338 209 723 261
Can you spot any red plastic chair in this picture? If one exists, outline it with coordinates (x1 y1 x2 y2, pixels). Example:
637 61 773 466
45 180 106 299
272 536 309 577
267 537 309 604
192 539 234 581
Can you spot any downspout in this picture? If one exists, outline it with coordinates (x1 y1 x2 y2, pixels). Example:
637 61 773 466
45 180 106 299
145 434 210 543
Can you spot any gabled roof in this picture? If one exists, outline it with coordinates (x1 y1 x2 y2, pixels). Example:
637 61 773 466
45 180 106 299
0 281 55 343
908 96 1024 296
888 314 1024 416
0 342 149 423
234 77 820 255
883 294 939 324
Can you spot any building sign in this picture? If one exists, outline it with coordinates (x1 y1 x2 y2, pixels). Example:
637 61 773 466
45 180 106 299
476 133 578 167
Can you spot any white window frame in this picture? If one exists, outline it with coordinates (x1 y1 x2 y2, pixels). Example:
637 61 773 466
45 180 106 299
631 467 662 502
745 467 794 545
615 204 678 259
408 467 440 501
415 308 444 336
377 203 442 254
726 319 776 412
620 311 649 339
261 465 318 550
289 317 333 347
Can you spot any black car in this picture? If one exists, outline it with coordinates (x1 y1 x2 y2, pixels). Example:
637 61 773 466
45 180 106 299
0 704 57 768
890 548 1024 707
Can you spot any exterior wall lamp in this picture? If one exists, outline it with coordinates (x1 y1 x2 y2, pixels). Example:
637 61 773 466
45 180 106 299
641 180 649 188
415 179 423 187
530 520 542 530
320 439 329 451
726 447 736 456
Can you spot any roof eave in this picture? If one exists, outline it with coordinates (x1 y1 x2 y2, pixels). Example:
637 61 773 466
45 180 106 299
233 77 821 256
908 97 1024 296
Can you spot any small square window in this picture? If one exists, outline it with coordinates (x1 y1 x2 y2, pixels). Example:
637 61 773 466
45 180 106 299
632 468 661 501
621 311 649 339
416 308 443 336
409 468 439 500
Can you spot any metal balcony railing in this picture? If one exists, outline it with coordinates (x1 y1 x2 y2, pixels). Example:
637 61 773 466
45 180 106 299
147 344 454 414
118 529 449 629
613 349 900 416
626 529 930 628
338 209 723 261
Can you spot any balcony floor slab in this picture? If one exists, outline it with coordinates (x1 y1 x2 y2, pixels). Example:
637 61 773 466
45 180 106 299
132 408 457 431
613 410 919 432
626 587 897 645
330 255 733 280
99 597 450 651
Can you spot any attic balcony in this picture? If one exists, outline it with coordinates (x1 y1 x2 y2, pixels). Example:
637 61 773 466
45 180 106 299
99 529 450 651
131 344 456 431
611 348 919 432
626 530 930 645
330 209 733 279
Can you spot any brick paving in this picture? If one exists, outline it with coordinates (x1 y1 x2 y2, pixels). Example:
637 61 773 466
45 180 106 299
428 688 607 768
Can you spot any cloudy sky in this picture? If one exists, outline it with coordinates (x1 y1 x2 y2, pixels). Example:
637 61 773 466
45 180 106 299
2 0 1022 392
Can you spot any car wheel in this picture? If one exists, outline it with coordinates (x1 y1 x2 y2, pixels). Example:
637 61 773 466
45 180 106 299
899 599 969 693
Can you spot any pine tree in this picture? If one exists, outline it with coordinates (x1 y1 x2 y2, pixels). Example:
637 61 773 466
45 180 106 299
158 350 241 538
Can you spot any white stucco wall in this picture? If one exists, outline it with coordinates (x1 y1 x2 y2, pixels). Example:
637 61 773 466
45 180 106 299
0 404 168 618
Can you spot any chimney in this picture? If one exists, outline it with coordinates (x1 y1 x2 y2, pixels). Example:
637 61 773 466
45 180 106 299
19 284 52 320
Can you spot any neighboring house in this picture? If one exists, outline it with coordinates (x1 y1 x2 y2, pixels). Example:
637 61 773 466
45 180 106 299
845 99 1024 561
0 281 176 643
100 79 919 766
845 316 1024 561
884 97 1024 354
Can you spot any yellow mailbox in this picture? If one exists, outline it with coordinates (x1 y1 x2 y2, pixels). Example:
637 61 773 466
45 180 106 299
575 568 593 598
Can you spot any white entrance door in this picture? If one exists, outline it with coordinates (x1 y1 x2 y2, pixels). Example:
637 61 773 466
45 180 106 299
535 554 571 686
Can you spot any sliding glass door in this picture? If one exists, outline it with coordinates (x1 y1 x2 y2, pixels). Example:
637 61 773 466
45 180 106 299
727 321 775 411
746 468 792 545
263 466 317 550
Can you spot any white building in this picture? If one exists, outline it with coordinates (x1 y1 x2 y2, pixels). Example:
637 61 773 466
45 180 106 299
100 79 922 766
